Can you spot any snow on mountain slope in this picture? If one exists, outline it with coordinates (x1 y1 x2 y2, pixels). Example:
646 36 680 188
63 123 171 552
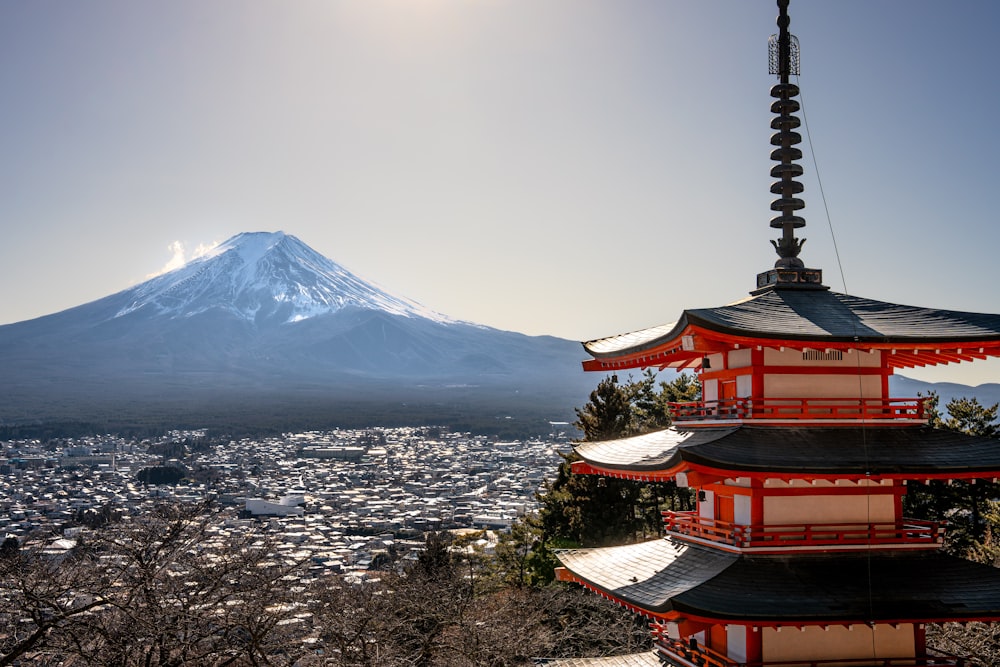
113 231 457 326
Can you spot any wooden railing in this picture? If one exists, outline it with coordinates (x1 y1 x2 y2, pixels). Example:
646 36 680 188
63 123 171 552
667 397 926 422
662 511 944 549
654 635 968 667
654 635 737 667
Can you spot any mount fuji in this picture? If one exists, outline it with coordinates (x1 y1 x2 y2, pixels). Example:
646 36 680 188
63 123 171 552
114 232 458 327
0 232 596 433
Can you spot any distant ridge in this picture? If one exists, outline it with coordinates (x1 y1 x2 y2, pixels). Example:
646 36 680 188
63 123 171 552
0 232 595 434
891 375 1000 414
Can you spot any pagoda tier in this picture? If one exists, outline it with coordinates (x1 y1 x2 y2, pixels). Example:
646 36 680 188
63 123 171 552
555 540 996 665
556 539 1000 625
582 288 1000 373
571 425 1000 482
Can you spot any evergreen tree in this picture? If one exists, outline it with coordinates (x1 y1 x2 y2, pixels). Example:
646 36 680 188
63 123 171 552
574 374 635 441
945 397 999 438
494 514 549 588
536 372 699 566
907 392 1000 558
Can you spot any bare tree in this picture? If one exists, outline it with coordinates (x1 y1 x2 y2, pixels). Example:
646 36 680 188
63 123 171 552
305 532 649 666
1 538 115 666
927 622 995 667
4 506 650 666
3 502 310 666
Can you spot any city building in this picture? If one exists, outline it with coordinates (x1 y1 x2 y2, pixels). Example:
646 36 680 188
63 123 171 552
554 2 1000 665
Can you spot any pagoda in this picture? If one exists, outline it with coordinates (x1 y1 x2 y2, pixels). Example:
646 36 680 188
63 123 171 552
553 2 1000 665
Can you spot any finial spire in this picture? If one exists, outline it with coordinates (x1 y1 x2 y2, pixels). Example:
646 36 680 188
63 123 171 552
756 0 824 292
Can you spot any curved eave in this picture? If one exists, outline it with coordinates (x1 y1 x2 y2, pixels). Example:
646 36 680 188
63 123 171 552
555 540 737 621
581 291 1000 372
582 319 699 372
557 539 1000 624
572 427 735 474
573 426 1000 480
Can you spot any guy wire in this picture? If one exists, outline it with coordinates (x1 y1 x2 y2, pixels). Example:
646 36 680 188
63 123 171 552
798 74 877 655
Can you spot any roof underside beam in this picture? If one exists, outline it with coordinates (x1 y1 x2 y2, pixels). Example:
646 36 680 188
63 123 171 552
584 327 1000 372
571 457 1000 484
557 566 1000 629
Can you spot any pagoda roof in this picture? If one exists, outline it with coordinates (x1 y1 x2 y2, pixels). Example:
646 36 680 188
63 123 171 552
557 539 1000 623
583 288 1000 370
573 425 1000 481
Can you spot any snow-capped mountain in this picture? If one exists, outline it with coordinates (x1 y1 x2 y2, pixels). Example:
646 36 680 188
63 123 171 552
0 232 594 431
115 231 456 326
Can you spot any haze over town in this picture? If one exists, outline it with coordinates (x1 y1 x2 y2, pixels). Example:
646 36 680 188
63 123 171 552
2 1 999 385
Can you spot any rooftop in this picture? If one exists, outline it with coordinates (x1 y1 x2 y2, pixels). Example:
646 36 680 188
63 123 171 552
557 538 1000 624
583 289 1000 372
572 425 1000 482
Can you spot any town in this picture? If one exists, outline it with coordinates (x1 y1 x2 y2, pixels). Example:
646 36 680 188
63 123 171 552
0 425 573 576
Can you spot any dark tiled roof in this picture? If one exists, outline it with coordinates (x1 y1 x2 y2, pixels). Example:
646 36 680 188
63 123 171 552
533 652 661 667
575 425 1000 476
573 428 735 471
558 539 1000 622
584 289 1000 358
557 540 737 612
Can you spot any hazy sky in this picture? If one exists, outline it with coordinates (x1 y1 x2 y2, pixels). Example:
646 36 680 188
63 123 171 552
2 1 999 385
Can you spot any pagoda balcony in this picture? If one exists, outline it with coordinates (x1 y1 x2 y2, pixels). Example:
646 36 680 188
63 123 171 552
667 397 926 424
654 636 968 667
663 511 945 552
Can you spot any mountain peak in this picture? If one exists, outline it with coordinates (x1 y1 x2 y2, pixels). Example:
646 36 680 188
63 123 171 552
114 231 455 326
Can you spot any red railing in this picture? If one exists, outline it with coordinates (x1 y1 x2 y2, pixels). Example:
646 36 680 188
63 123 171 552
667 397 925 422
655 635 736 667
663 511 944 550
654 636 969 667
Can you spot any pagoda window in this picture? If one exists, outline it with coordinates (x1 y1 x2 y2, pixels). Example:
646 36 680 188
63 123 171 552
703 378 719 403
763 347 882 368
803 349 843 361
762 373 882 399
761 624 915 662
763 491 896 526
754 346 889 402
734 493 752 525
759 479 903 526
726 624 748 662
728 349 752 368
698 489 715 521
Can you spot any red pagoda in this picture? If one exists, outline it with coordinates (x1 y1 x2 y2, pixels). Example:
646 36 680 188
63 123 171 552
552 2 1000 665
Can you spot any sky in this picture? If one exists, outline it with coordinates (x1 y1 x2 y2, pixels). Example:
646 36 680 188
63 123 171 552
2 1 1000 386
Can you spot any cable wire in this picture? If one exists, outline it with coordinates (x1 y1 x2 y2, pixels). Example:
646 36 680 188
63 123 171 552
796 79 848 296
798 74 877 658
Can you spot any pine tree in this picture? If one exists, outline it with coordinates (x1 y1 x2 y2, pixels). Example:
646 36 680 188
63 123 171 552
907 392 1000 557
536 372 699 565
